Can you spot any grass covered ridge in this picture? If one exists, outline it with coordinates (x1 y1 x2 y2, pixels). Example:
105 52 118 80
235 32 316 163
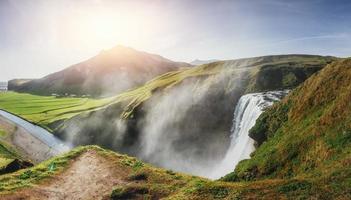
0 55 335 132
0 145 90 192
2 145 348 199
223 58 351 199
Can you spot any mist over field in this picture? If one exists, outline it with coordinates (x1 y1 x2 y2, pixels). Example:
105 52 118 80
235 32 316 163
59 68 245 177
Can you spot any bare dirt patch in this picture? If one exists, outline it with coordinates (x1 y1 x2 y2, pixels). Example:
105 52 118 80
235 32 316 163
2 150 125 200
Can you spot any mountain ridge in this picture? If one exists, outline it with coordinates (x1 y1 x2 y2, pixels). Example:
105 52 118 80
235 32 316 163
8 45 191 97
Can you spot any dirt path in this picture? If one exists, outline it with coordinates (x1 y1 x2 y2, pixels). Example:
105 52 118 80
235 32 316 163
3 150 125 200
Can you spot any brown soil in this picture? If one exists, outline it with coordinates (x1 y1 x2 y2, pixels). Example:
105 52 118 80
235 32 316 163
2 150 126 200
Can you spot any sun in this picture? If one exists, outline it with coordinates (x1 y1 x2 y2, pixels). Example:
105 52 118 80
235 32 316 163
64 7 160 50
73 12 136 49
90 16 117 40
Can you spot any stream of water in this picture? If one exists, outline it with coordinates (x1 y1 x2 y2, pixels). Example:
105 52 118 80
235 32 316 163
210 90 289 179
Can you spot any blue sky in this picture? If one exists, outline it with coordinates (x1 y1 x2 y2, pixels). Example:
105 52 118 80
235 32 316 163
1 0 351 81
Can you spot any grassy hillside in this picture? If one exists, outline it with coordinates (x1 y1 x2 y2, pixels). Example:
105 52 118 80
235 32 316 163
0 127 32 175
54 55 336 168
0 146 199 198
9 45 191 96
1 55 336 178
114 54 336 119
1 145 348 199
222 58 351 199
2 55 335 131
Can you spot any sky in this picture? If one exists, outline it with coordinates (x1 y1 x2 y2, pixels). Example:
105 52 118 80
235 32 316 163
1 0 351 81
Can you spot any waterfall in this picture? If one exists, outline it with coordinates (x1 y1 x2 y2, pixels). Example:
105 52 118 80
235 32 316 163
210 90 288 179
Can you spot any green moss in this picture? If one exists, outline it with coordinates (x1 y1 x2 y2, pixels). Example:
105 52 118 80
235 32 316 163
0 142 21 170
0 128 7 137
209 186 229 198
277 180 312 194
223 59 351 198
111 185 149 200
282 72 298 87
121 157 144 171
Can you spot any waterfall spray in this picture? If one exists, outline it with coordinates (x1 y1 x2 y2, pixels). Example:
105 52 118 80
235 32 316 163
210 90 288 179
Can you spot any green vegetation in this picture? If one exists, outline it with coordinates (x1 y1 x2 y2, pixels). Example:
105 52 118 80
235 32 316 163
0 55 335 135
0 128 7 137
0 146 90 191
1 142 350 199
0 142 18 170
222 59 351 199
0 125 32 174
0 140 32 176
0 92 117 130
115 55 335 118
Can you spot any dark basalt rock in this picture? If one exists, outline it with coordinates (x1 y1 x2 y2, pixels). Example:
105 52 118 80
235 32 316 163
0 159 33 175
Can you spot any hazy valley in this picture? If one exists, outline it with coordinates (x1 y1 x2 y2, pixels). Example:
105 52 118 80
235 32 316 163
1 1 350 199
1 46 350 199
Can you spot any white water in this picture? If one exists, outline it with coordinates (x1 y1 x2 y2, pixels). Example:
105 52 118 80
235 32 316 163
210 91 288 179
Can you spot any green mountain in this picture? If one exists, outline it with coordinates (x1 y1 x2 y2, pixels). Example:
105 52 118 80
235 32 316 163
54 55 335 173
8 45 191 97
223 58 351 199
1 54 336 177
0 56 350 199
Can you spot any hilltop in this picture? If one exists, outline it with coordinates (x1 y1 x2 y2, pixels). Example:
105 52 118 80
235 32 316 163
190 59 219 65
8 45 191 97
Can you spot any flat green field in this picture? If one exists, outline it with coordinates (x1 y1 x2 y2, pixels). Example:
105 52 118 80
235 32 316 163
0 65 223 130
0 92 117 130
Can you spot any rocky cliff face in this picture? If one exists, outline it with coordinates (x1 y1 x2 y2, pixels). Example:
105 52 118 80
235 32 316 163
53 55 336 176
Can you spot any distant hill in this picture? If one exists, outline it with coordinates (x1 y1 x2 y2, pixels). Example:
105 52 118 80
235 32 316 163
190 59 219 65
8 45 191 96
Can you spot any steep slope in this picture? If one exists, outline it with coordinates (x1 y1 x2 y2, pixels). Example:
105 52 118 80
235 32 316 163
1 55 337 178
8 45 191 96
0 142 31 176
55 55 336 177
1 145 347 199
0 120 33 175
223 58 351 199
0 146 197 199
